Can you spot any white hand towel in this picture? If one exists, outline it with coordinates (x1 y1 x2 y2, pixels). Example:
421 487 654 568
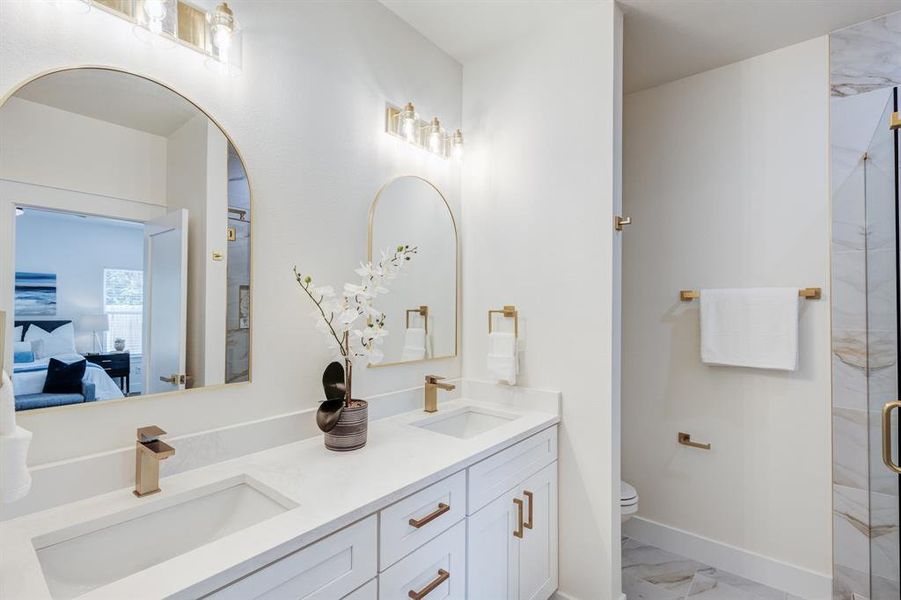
487 332 518 384
401 328 427 361
0 371 31 503
700 288 799 371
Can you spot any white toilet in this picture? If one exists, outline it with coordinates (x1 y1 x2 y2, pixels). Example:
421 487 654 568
621 480 639 522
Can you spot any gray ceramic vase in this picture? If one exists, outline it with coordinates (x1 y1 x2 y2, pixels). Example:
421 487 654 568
324 400 368 451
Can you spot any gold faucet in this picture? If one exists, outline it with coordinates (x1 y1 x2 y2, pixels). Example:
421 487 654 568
134 426 175 497
424 375 455 413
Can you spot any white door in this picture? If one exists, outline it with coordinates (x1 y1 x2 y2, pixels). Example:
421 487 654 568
143 210 188 395
467 487 520 600
517 462 558 600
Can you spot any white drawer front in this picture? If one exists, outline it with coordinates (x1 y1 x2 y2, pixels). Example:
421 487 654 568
379 519 466 600
205 515 377 600
467 426 557 513
343 579 377 600
379 470 466 570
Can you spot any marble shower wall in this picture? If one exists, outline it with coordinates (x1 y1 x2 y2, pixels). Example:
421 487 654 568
831 10 901 600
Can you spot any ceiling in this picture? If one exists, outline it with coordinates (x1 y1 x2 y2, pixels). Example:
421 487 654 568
381 0 901 94
14 69 201 137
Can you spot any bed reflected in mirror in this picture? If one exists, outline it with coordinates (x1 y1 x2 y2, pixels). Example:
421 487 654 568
1 68 252 411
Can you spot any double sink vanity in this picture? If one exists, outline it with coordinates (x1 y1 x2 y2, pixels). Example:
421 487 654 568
1 388 560 599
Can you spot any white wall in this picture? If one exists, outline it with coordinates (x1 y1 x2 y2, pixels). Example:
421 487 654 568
0 0 461 468
15 211 143 353
621 38 832 574
166 114 228 387
461 4 622 598
0 97 167 206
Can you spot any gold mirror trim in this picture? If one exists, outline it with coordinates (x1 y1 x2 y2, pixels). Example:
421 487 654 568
367 175 459 368
0 66 254 415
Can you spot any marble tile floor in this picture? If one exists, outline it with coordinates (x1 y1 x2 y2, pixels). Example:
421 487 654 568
622 537 805 600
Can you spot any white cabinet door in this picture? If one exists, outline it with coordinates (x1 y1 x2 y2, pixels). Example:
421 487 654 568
517 462 558 600
467 461 558 600
466 487 519 600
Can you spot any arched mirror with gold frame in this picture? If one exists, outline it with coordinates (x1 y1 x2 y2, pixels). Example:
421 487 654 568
0 67 252 413
368 176 458 366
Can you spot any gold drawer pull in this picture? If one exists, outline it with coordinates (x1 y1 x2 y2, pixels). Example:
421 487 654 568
882 401 901 474
408 569 450 599
408 503 450 528
523 490 534 530
513 497 524 538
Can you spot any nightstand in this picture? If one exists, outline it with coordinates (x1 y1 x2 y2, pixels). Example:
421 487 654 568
84 352 131 394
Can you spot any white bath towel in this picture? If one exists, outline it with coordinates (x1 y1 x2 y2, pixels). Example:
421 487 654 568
401 328 427 361
0 370 15 435
0 371 32 503
700 288 799 371
487 332 518 384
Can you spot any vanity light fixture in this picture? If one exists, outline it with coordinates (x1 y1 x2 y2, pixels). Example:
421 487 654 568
85 0 243 73
386 102 463 160
15 207 24 217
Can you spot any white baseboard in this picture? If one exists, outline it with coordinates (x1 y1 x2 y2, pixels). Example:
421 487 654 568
623 517 832 600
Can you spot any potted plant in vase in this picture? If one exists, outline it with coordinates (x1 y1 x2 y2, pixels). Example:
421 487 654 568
294 244 416 451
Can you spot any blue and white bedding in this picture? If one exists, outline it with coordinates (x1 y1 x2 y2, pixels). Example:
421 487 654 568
12 354 125 400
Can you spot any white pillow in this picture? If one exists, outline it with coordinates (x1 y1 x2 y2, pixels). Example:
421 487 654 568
14 325 23 341
24 323 76 359
13 341 31 354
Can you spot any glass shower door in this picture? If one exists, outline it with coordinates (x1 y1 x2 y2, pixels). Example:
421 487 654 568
866 87 900 600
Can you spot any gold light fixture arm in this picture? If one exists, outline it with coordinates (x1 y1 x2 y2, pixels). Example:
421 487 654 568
891 111 900 131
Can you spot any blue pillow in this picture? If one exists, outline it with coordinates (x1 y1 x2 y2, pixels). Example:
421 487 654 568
42 358 87 394
14 351 35 364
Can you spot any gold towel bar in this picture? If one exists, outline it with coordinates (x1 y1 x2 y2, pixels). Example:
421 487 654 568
678 432 711 450
488 305 519 338
406 305 429 333
679 287 821 302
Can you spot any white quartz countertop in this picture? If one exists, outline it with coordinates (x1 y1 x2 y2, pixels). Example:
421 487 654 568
0 395 559 600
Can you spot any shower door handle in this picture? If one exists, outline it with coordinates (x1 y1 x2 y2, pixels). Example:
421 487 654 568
882 401 901 474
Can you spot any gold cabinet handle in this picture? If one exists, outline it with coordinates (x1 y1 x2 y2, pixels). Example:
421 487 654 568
523 490 534 530
614 216 632 231
408 503 450 528
882 401 901 474
408 569 450 599
513 497 524 538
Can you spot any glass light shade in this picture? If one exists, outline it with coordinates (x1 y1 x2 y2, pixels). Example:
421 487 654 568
206 3 242 74
451 129 464 160
15 207 24 216
135 0 176 38
401 103 417 142
428 118 442 154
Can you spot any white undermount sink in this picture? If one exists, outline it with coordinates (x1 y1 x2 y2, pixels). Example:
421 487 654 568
412 405 518 439
33 475 297 599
